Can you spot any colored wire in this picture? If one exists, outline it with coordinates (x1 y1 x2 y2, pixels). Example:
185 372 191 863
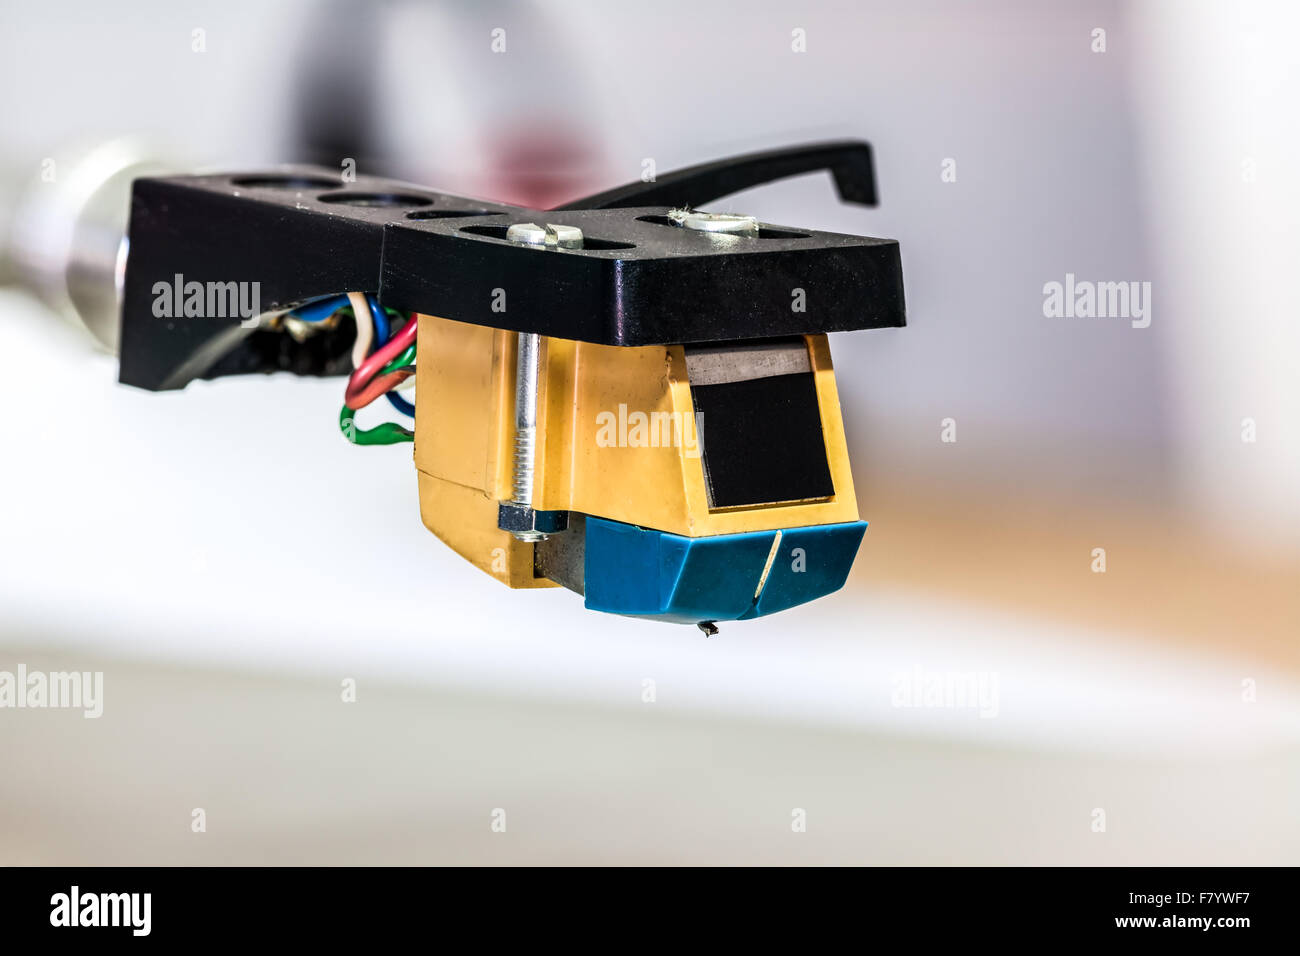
369 295 390 346
338 405 412 445
277 293 416 445
345 316 417 408
384 380 416 416
316 291 419 446
346 367 415 411
381 343 416 375
367 295 416 418
287 295 349 323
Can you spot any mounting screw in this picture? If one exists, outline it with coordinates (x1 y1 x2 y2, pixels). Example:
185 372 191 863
667 208 759 238
505 222 584 249
498 223 583 541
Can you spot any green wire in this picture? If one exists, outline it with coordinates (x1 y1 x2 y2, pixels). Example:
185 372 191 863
338 405 413 445
380 343 416 376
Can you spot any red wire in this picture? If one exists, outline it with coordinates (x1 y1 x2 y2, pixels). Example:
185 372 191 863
345 368 415 411
345 315 418 407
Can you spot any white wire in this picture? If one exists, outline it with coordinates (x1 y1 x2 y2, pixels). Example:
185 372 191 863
347 291 372 369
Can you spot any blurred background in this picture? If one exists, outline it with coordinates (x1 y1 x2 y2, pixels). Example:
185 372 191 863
0 0 1296 864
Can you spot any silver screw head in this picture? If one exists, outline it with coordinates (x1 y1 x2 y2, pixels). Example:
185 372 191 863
667 208 760 237
506 222 584 249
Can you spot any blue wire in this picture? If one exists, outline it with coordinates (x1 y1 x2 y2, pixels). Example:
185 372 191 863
287 295 348 322
368 295 416 418
368 295 390 346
